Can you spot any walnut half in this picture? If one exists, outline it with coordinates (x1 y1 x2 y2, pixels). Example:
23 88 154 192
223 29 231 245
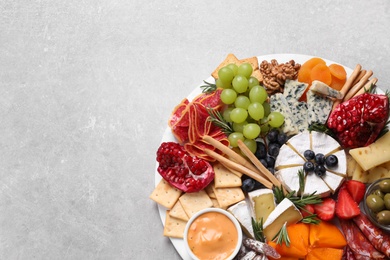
260 59 301 95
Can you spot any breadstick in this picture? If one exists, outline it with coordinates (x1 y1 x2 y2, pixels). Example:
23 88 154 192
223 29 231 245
204 148 273 189
202 135 263 176
352 78 378 98
352 69 367 86
344 70 373 101
237 139 282 188
332 64 362 109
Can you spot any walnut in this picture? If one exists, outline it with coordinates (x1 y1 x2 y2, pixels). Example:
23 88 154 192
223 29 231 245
260 59 301 95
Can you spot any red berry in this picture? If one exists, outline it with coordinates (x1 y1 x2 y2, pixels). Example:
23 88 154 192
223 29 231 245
345 180 366 204
156 142 214 193
313 197 336 221
327 92 389 148
300 204 315 218
335 187 360 219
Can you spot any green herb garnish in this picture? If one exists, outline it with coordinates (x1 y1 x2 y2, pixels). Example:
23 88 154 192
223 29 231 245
206 107 233 135
251 217 266 242
272 222 290 247
200 81 217 93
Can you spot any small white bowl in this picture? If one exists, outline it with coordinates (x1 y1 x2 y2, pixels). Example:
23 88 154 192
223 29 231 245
183 207 242 260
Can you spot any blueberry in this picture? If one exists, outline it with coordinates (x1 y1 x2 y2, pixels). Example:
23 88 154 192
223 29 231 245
267 129 279 143
314 165 326 177
277 133 288 145
260 159 268 168
268 143 280 157
325 154 338 167
304 150 315 160
265 156 275 168
241 178 256 192
315 153 325 165
303 161 315 173
255 142 267 159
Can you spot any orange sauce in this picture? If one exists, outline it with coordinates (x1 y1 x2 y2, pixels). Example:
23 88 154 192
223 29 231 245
187 212 238 260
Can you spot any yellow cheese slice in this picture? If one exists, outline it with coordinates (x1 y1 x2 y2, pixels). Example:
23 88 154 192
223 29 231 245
349 132 390 171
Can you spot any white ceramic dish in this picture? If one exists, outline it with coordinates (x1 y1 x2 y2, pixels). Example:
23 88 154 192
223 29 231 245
183 207 243 260
154 54 360 259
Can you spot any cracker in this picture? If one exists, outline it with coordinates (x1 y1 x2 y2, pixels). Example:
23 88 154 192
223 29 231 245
211 53 239 79
163 210 187 238
237 56 259 70
214 162 242 188
179 190 213 218
251 69 264 83
149 179 182 209
211 198 221 208
213 186 245 209
169 200 189 221
205 182 216 199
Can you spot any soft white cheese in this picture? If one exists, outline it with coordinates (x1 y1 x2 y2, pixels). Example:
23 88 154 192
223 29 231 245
321 171 345 194
304 172 331 197
227 200 254 238
275 166 303 195
310 131 341 155
275 144 305 169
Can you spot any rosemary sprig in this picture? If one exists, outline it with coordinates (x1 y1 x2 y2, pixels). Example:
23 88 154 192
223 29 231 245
251 217 266 242
200 81 217 93
272 222 290 247
301 214 321 224
298 169 305 196
206 107 233 135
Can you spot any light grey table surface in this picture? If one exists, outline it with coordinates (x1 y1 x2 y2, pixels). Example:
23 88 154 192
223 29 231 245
1 0 389 259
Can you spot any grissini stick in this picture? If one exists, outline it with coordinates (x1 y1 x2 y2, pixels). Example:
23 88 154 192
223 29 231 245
332 64 362 109
204 148 273 189
343 70 373 101
352 77 378 98
203 135 264 177
237 139 282 188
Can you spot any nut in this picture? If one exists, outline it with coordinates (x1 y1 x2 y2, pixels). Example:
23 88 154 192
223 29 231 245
260 59 301 95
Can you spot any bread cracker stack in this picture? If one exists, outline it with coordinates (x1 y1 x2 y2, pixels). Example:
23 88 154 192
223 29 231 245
211 53 263 83
149 162 245 238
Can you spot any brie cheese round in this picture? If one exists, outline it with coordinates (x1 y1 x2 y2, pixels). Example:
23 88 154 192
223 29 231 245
275 131 346 197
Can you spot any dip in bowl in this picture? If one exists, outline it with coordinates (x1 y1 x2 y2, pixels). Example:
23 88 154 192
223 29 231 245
183 208 242 260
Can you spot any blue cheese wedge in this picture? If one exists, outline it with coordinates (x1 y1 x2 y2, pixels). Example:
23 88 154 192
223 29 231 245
270 93 298 135
310 80 343 99
263 198 302 240
248 189 275 223
306 89 333 125
227 200 254 238
283 80 309 101
288 100 308 132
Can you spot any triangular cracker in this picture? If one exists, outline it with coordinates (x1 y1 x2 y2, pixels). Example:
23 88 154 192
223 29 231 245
169 200 189 221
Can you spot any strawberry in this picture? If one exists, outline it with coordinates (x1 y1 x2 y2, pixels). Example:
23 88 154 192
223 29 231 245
313 197 336 221
335 187 360 219
300 204 315 218
327 92 389 149
345 180 366 204
156 142 214 193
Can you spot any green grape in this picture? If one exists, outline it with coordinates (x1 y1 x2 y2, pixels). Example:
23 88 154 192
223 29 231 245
249 85 268 104
218 67 234 84
221 89 237 105
248 102 264 120
222 107 234 123
259 117 270 135
237 63 253 79
232 121 248 133
263 102 271 116
230 108 248 123
268 111 285 128
243 123 261 139
248 77 259 90
234 95 251 110
216 78 231 89
243 138 257 153
228 132 245 147
227 64 238 76
232 75 249 93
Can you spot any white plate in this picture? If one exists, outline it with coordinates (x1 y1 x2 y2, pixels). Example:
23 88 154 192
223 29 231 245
154 54 357 259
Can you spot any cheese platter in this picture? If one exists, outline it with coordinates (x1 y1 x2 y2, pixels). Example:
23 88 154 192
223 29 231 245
151 54 390 259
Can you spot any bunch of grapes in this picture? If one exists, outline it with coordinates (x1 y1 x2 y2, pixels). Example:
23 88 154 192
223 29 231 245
217 63 285 153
